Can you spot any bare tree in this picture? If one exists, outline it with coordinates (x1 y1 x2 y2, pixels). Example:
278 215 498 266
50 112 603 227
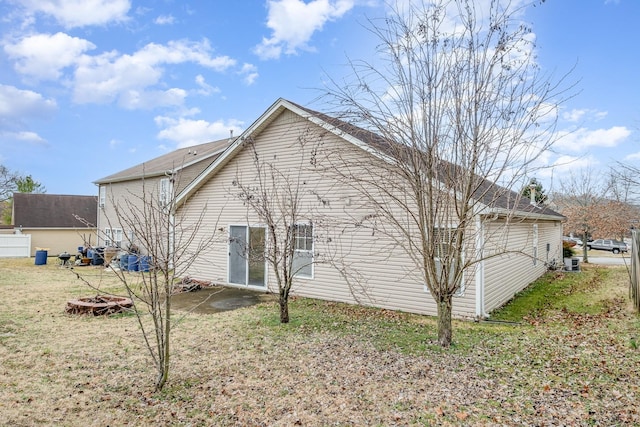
555 169 609 262
606 168 640 239
0 165 18 203
321 0 571 346
76 177 218 391
231 136 317 323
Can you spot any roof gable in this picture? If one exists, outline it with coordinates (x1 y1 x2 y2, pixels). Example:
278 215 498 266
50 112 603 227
13 193 97 228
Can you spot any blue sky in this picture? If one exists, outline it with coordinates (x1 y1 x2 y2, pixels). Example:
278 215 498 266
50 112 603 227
0 0 637 196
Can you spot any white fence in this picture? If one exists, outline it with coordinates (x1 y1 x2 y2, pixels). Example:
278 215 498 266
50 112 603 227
0 234 31 257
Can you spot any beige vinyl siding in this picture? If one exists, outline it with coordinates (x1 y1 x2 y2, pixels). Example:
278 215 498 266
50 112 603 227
20 228 96 256
178 109 478 318
483 218 562 314
174 157 218 193
97 177 164 248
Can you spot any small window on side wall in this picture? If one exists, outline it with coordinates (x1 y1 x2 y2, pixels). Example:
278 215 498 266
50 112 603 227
159 178 173 207
99 186 106 208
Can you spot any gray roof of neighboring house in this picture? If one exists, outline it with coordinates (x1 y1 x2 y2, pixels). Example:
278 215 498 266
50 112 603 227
94 138 234 187
13 193 97 228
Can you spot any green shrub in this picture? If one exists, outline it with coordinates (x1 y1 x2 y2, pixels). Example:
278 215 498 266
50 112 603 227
562 241 575 258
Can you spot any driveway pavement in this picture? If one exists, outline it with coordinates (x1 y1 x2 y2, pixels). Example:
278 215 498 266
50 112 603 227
585 256 630 266
571 245 631 266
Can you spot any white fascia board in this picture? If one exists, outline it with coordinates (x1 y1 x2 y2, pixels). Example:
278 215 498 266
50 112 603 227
174 137 243 208
175 98 289 207
477 205 563 222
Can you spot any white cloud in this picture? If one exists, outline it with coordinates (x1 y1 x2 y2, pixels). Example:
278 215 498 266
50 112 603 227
194 75 220 96
155 115 244 147
555 126 631 152
4 32 96 81
118 88 187 110
562 108 608 123
239 63 259 85
154 15 175 25
0 85 55 146
254 0 355 60
19 0 131 28
624 151 640 161
4 130 47 144
536 154 598 181
0 84 57 120
73 39 236 106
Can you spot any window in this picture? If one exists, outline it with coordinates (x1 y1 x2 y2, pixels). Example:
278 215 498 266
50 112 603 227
424 227 464 296
104 228 123 247
159 178 173 207
99 186 106 208
292 223 313 278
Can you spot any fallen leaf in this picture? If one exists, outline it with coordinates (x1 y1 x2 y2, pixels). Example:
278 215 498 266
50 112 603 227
455 412 469 421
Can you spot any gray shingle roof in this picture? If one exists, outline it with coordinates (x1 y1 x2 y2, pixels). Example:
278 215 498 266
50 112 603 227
289 100 563 219
13 193 97 228
94 138 233 185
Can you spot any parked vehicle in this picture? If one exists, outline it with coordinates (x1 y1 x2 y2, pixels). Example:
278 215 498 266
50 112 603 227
562 236 576 247
585 239 628 254
569 237 583 246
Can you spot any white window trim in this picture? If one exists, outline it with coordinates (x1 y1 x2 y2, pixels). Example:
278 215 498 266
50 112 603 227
104 227 123 247
293 223 314 279
99 186 106 208
159 177 173 207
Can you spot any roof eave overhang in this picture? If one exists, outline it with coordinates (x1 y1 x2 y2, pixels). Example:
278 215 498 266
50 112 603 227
479 206 565 222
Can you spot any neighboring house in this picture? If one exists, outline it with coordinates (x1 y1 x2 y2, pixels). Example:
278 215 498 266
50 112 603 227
99 98 564 319
12 193 97 256
94 138 233 249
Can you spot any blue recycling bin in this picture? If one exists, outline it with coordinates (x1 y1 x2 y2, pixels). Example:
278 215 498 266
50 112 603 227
34 250 48 265
127 255 139 271
120 254 129 270
139 256 151 272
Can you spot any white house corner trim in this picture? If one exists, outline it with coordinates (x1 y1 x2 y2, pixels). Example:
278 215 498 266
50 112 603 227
475 217 488 319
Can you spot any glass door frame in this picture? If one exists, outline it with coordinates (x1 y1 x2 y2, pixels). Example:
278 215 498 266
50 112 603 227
228 224 267 289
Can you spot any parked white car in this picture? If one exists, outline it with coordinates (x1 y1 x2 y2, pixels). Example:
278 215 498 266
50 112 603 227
569 237 583 246
586 239 628 254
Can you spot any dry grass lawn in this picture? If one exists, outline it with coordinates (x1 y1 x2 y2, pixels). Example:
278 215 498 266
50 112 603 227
1 258 639 426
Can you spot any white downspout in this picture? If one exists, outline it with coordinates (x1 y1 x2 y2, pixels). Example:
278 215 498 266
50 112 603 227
475 217 488 318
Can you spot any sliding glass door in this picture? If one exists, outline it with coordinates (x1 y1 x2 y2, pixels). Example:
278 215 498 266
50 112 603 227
229 225 265 287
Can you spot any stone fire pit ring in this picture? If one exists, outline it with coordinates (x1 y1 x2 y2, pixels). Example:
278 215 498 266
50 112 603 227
66 295 133 316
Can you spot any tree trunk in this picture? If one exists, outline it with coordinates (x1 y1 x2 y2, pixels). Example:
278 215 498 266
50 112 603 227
436 295 453 347
279 293 290 324
154 285 171 392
